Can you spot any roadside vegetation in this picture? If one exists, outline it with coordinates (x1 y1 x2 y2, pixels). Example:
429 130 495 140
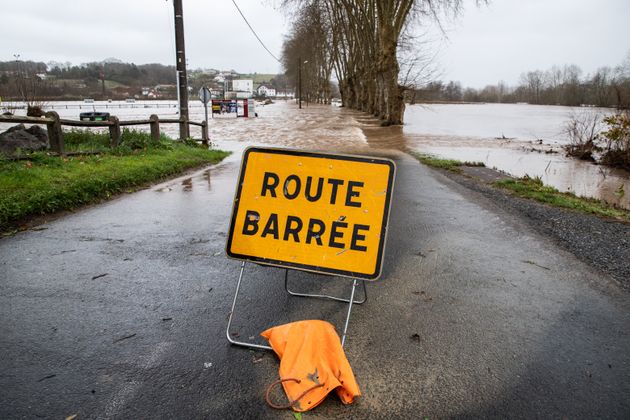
0 130 229 232
413 153 485 172
494 176 629 222
564 109 630 170
413 153 629 222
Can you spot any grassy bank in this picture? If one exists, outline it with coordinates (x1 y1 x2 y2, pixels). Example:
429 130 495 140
494 176 630 222
413 153 485 172
413 153 630 222
0 130 230 231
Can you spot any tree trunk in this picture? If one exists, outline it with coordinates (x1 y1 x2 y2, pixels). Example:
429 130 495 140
378 28 404 125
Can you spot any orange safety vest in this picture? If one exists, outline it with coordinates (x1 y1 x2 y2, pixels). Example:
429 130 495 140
261 320 361 412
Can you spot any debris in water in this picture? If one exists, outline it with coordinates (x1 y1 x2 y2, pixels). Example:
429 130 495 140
113 333 136 344
38 374 56 382
410 333 421 341
162 317 173 321
204 362 213 369
91 273 108 280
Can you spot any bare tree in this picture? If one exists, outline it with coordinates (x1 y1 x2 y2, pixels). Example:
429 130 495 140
281 0 465 125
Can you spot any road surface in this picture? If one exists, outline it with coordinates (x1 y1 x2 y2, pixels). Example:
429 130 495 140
1 142 629 419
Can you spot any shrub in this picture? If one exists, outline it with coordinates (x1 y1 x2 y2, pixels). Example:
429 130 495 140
563 110 602 161
600 111 630 170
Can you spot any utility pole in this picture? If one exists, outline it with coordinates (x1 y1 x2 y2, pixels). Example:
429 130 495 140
298 56 302 109
173 0 189 139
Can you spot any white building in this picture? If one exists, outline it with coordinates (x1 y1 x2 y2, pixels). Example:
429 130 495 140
232 79 254 96
257 85 276 97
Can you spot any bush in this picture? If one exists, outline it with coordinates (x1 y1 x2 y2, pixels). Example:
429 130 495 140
563 111 602 161
600 111 630 170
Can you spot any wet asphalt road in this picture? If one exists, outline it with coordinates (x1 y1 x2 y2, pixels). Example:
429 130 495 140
1 143 629 419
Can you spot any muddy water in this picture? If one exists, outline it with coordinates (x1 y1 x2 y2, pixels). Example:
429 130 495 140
3 100 628 209
400 103 628 210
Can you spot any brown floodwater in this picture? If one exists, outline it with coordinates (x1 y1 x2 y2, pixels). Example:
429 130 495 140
200 101 629 210
2 100 628 209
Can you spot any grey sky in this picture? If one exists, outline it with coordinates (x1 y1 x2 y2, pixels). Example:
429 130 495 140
2 0 288 74
430 0 630 88
2 0 628 87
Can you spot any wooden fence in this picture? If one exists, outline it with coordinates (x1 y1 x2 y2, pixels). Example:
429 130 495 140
0 112 208 155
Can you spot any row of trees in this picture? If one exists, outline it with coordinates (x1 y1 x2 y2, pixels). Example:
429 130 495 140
0 60 178 103
48 61 176 88
281 0 464 125
412 56 630 108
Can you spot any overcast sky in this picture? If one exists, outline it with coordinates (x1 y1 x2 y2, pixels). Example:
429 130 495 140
2 0 628 88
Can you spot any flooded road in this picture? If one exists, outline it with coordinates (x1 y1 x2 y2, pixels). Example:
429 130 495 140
401 103 628 210
3 100 628 208
3 102 630 418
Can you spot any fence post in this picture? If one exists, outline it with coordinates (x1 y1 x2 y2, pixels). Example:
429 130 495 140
149 114 160 142
108 116 121 148
44 111 64 155
201 120 209 146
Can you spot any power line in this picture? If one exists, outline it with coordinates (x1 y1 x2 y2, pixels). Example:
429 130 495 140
231 0 281 63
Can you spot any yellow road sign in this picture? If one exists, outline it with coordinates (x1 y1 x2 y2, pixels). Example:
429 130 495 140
226 147 396 280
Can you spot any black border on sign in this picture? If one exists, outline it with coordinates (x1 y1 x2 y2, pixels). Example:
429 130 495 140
225 146 396 281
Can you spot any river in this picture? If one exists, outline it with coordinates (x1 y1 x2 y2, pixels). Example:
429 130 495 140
2 100 628 209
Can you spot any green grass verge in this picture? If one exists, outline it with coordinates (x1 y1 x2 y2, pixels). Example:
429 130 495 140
495 176 630 222
0 131 230 231
413 153 485 172
413 153 629 222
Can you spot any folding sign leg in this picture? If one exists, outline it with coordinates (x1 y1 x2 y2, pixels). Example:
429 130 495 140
341 279 359 347
226 262 361 349
284 269 368 305
226 261 273 351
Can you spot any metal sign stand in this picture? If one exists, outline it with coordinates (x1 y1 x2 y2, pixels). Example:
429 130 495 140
226 262 367 351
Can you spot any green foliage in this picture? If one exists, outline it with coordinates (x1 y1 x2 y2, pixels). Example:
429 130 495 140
63 128 175 153
181 137 204 148
494 176 630 222
119 128 166 150
63 129 111 152
600 111 630 169
0 144 230 231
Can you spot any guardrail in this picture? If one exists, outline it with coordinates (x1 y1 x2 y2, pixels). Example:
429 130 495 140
0 112 208 155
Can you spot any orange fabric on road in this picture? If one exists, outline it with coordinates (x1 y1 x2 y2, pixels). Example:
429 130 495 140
261 320 361 412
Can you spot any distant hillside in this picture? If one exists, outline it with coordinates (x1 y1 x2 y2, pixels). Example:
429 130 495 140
0 59 286 101
240 73 278 84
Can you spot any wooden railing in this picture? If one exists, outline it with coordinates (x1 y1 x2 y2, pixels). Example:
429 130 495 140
0 112 209 155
